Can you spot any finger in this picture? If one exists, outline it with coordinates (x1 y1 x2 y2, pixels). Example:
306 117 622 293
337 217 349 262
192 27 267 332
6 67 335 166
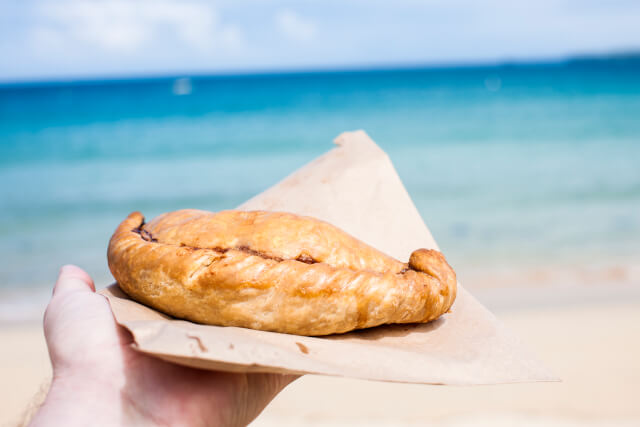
53 265 96 296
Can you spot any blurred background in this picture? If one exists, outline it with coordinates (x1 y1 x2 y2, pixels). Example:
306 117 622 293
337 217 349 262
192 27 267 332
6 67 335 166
1 1 639 426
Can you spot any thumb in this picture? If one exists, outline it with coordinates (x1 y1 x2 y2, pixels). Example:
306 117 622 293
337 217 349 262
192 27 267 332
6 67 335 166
45 265 112 374
53 265 96 295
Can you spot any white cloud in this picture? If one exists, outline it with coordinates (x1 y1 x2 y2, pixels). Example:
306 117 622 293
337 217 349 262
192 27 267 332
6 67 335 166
28 26 66 54
32 0 244 53
275 9 317 42
218 25 245 50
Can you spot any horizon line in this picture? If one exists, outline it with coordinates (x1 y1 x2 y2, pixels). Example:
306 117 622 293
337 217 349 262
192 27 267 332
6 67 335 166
1 49 639 88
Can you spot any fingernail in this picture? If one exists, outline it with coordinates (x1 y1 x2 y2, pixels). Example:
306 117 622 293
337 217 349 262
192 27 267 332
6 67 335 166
60 264 83 275
54 265 95 295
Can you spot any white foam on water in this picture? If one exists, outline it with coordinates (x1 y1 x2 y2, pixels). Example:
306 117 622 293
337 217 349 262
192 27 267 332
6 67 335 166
0 287 51 324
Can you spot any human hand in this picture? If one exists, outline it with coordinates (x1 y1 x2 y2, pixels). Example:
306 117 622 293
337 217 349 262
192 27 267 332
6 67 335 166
30 265 297 427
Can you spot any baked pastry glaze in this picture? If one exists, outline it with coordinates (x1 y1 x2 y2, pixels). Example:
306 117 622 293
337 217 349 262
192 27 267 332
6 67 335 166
107 209 457 335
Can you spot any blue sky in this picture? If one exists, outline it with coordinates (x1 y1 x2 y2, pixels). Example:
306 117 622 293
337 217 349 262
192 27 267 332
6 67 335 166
1 0 640 82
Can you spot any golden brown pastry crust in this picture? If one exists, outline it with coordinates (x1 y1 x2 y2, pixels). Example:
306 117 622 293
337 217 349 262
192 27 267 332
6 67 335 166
107 209 457 335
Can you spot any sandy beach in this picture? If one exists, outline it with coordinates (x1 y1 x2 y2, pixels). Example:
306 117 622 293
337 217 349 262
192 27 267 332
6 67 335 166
2 288 638 427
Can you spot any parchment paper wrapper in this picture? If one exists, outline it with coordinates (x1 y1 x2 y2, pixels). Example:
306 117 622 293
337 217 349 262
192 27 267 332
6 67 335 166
101 130 557 385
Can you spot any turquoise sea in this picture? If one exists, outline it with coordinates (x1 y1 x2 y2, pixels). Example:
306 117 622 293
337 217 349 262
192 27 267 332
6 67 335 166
1 59 639 318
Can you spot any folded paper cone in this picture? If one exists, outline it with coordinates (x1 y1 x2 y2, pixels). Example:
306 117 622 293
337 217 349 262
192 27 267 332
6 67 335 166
101 130 558 385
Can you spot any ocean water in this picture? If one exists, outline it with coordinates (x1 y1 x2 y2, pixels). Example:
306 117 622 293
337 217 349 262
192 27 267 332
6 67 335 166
1 60 639 316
